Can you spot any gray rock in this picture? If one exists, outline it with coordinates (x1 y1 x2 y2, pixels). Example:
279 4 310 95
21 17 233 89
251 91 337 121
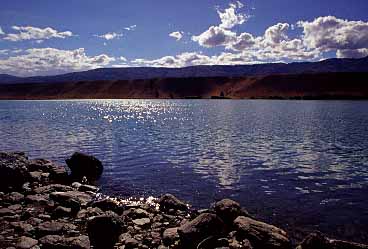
213 199 249 224
162 227 179 246
178 213 226 247
16 236 38 249
37 221 76 236
158 194 188 212
0 208 15 216
123 208 150 219
76 207 104 219
87 211 123 249
233 216 291 249
50 191 93 212
66 152 103 182
132 218 151 227
39 235 90 249
52 206 72 218
28 159 68 183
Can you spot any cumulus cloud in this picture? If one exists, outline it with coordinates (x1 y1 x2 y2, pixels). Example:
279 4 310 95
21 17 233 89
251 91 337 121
218 2 248 29
192 26 237 47
264 23 290 45
169 31 184 41
298 16 368 56
3 26 73 42
0 49 9 55
96 32 123 40
0 27 4 35
0 48 115 76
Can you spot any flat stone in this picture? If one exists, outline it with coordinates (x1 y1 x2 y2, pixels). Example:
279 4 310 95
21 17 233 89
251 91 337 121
162 227 179 246
39 235 90 249
16 236 38 249
132 218 151 227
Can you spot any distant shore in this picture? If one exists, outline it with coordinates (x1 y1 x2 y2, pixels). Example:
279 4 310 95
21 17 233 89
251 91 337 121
0 72 368 100
1 151 368 249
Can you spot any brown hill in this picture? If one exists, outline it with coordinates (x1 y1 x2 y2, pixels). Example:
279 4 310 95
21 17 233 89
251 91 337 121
0 72 367 100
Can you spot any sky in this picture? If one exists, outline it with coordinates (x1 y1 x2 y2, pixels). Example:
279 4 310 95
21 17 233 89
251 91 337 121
0 0 368 76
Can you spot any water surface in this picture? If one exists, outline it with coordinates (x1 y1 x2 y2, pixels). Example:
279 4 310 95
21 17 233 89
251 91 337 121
1 99 368 242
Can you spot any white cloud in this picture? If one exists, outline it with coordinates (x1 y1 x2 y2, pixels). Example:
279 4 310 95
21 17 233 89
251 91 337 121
169 31 184 41
298 16 368 53
264 23 290 45
218 2 248 29
0 27 4 35
227 32 255 51
336 48 368 58
192 26 237 47
124 25 137 31
0 48 115 76
96 32 123 40
0 49 9 55
3 26 73 42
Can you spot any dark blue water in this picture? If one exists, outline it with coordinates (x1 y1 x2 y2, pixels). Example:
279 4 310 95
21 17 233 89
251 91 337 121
1 99 368 242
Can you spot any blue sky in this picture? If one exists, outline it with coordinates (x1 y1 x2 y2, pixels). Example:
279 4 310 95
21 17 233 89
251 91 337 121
0 0 368 76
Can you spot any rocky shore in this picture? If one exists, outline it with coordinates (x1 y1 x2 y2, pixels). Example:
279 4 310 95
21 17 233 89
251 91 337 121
0 151 367 249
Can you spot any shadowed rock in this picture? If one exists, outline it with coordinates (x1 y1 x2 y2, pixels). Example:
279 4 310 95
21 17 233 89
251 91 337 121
66 152 103 182
39 235 90 249
233 216 292 249
87 211 123 249
214 198 249 225
297 231 368 249
0 152 30 191
178 213 226 247
158 193 188 212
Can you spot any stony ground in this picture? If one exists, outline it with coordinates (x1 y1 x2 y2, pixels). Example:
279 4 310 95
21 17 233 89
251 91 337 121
0 151 367 249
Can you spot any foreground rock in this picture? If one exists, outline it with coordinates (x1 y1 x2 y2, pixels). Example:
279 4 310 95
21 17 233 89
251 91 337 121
66 152 103 182
87 211 123 249
1 151 367 249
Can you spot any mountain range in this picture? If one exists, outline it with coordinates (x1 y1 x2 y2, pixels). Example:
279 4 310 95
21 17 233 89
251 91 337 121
1 56 368 84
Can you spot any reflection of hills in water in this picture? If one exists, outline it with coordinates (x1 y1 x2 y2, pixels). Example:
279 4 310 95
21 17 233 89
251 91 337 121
1 99 368 196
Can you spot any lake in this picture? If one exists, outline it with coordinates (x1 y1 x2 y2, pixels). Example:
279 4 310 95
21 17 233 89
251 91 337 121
0 99 367 242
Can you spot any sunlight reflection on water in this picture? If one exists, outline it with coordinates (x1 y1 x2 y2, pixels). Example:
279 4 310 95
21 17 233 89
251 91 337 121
1 99 368 241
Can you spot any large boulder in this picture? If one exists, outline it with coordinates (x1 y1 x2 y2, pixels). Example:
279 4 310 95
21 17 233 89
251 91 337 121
233 216 292 249
158 194 188 212
66 152 103 181
0 152 30 191
178 213 226 247
87 211 124 249
297 231 368 249
213 198 249 225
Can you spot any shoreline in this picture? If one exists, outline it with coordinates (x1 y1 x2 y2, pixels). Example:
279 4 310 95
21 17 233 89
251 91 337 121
1 151 367 249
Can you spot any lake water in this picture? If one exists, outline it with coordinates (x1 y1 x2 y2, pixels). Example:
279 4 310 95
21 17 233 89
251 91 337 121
0 99 368 242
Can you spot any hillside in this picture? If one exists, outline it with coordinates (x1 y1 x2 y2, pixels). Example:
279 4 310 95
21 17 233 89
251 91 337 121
0 72 367 100
0 56 368 84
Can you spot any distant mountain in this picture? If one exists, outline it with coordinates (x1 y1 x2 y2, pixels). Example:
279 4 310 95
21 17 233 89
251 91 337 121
1 72 367 100
1 56 368 84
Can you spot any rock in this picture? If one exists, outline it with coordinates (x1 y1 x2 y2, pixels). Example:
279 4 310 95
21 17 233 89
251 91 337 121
76 207 104 219
124 238 139 249
0 208 15 216
39 235 90 249
10 221 34 233
50 191 93 211
0 152 30 191
162 227 179 246
297 231 368 249
132 218 151 227
233 216 291 249
87 211 123 249
123 208 150 219
37 221 76 236
5 192 24 203
213 199 249 224
178 213 226 247
34 184 73 194
91 198 123 214
16 236 38 249
25 194 53 207
52 206 72 218
29 171 43 182
28 159 68 183
65 152 103 181
158 194 188 212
